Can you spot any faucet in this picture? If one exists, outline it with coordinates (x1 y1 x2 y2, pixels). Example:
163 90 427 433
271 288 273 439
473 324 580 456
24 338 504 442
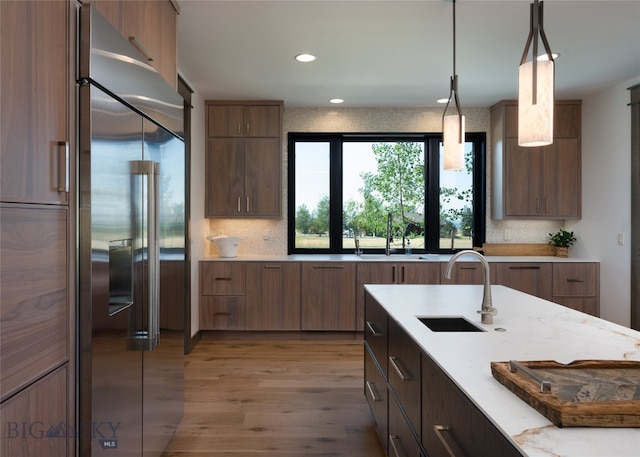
385 212 392 256
354 230 362 256
444 250 497 324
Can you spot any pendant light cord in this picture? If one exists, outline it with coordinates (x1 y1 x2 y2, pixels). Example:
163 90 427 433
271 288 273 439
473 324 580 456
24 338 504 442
442 0 463 144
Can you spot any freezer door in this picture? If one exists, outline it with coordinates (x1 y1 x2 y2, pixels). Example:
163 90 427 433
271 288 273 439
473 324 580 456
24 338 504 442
90 84 144 456
141 118 184 456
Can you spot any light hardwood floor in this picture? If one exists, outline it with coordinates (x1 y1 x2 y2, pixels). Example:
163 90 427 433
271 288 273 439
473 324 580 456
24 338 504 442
162 337 386 457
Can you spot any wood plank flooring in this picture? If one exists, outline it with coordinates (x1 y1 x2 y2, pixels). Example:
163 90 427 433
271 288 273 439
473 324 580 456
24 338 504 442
162 337 386 457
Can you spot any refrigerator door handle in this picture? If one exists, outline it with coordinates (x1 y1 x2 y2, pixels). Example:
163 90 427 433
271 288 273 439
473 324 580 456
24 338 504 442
129 159 160 351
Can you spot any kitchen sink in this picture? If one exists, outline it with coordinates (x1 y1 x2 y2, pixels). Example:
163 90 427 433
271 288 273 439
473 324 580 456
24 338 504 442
418 316 485 332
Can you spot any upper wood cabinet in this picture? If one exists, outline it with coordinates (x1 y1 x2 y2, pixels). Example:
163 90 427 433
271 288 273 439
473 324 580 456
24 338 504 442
205 100 283 218
491 100 582 220
92 0 178 88
1 0 71 205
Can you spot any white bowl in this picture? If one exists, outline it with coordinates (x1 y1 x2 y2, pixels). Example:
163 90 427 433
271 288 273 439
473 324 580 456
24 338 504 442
207 236 242 258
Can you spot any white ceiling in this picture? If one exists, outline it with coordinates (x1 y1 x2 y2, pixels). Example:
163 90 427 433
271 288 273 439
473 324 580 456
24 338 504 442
177 0 640 108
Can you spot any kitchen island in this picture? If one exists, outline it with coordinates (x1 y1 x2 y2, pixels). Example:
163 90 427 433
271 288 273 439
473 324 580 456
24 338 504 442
364 284 640 457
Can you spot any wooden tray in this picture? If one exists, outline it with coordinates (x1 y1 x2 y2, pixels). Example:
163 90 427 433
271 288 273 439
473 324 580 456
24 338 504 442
474 243 557 256
491 360 640 427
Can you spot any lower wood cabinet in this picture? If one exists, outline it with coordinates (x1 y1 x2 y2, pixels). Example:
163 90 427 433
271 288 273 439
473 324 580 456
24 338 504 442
493 262 553 301
0 365 69 457
301 262 356 330
364 343 388 452
551 262 599 316
245 262 301 330
1 205 69 401
200 296 246 330
422 353 523 457
388 391 423 457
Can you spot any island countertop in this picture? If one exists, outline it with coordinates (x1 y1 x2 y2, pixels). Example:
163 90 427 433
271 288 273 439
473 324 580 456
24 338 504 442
364 284 640 457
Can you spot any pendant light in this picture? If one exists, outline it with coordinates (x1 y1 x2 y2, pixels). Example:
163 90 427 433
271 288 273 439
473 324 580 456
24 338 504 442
442 0 465 171
518 0 555 147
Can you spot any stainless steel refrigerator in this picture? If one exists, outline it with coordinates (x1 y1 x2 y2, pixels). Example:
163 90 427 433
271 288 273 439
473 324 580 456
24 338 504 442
78 6 184 456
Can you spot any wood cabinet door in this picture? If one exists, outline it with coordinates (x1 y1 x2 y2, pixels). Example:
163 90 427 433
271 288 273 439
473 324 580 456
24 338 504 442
205 138 244 217
1 0 70 205
121 0 160 66
245 262 301 330
542 138 581 218
503 139 539 216
440 261 486 285
357 263 396 332
207 105 244 137
494 262 552 301
244 138 281 217
1 205 68 401
364 293 389 379
388 392 423 457
397 262 441 284
301 263 356 330
244 105 281 137
1 366 69 456
157 0 178 88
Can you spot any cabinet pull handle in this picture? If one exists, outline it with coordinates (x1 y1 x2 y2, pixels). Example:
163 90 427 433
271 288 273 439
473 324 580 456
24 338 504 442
365 381 381 402
391 265 396 283
434 425 465 457
57 141 69 192
459 266 477 270
508 266 541 270
264 265 281 269
566 278 584 283
389 356 410 381
237 122 242 135
246 122 250 135
401 266 405 283
215 277 232 281
246 196 250 213
214 312 231 316
237 196 241 213
312 265 344 269
128 36 154 61
388 434 402 457
366 321 382 336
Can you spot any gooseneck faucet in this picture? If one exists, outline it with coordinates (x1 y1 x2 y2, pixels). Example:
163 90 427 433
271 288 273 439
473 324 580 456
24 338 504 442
385 212 392 256
444 250 497 324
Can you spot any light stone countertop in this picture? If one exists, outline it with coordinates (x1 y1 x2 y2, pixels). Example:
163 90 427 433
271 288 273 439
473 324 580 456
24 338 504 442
365 284 640 457
201 254 598 263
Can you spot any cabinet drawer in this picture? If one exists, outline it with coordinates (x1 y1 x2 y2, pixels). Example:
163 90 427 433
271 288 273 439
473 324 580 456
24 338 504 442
201 262 246 295
364 343 388 451
200 296 246 330
364 293 388 379
389 392 423 457
422 354 523 457
552 263 598 297
388 319 421 432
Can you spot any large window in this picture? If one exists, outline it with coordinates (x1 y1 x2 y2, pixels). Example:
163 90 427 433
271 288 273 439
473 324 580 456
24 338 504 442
288 133 486 254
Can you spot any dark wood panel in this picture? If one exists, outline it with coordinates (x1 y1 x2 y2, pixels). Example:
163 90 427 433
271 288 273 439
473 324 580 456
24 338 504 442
244 138 281 217
200 262 246 296
0 365 69 457
0 0 69 205
160 260 185 330
388 318 421 432
0 205 68 400
200 296 246 330
301 263 356 331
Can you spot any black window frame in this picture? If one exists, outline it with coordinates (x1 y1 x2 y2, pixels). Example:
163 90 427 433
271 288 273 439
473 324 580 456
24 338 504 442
287 132 486 254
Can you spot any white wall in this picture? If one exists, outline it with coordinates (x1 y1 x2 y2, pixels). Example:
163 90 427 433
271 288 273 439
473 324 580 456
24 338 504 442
566 75 640 327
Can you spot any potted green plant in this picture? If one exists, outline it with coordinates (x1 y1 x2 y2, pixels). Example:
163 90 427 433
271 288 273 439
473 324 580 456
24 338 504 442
548 229 577 258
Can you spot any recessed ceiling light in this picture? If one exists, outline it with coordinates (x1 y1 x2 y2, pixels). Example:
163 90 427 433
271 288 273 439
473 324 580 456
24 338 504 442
329 98 344 104
295 53 316 63
537 53 560 61
436 98 450 104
